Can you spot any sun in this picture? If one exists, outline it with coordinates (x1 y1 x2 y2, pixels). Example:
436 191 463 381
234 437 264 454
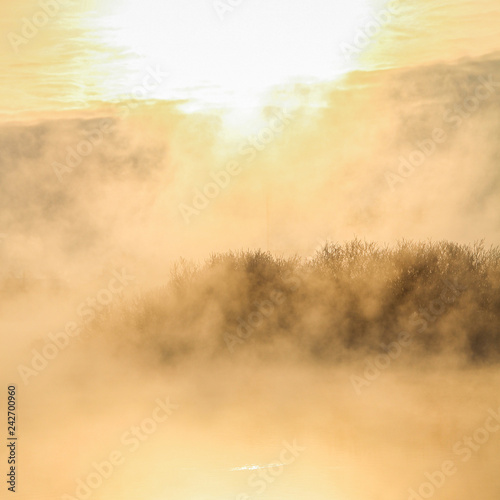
86 0 386 113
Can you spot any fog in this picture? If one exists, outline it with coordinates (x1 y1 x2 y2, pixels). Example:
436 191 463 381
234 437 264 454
1 53 500 500
2 55 500 284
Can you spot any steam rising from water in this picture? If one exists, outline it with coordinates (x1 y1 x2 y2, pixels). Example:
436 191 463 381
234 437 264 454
1 49 500 500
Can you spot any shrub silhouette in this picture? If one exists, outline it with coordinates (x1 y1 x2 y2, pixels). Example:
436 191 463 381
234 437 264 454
95 240 500 365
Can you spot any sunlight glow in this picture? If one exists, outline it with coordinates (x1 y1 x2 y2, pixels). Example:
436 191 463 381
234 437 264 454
230 462 285 471
90 0 382 108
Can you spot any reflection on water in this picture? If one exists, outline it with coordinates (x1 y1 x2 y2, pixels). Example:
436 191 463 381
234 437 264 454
1 0 500 114
230 464 285 471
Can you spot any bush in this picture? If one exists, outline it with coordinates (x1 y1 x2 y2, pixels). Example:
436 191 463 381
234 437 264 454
96 240 500 365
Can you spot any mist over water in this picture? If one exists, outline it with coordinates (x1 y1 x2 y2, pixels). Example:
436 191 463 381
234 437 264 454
2 1 500 499
2 54 500 281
